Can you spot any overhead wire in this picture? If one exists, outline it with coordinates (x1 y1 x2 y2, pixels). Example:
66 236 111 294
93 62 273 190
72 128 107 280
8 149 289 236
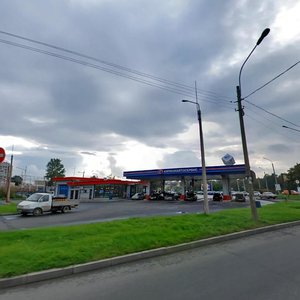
245 112 289 140
244 99 300 128
240 58 300 128
245 105 283 131
0 38 197 98
1 31 296 134
244 60 300 100
0 30 234 105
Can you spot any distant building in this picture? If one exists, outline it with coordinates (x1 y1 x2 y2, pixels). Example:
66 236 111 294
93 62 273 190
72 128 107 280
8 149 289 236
34 180 46 192
0 162 10 185
52 177 145 200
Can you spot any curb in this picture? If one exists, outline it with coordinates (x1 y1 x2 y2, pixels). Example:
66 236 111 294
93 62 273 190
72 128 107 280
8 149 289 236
1 220 300 289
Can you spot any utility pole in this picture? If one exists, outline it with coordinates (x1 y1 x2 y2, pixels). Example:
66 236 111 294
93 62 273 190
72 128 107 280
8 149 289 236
236 28 270 221
236 86 257 220
5 149 14 203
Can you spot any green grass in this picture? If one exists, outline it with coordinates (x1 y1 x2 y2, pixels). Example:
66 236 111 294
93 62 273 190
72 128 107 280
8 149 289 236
0 202 17 215
277 194 300 200
1 201 300 278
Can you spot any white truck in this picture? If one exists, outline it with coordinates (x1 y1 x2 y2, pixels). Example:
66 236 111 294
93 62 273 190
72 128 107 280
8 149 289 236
17 193 79 216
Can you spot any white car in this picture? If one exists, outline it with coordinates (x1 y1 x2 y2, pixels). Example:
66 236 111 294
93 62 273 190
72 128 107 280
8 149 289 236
195 191 204 200
254 191 262 198
261 192 277 199
131 193 145 200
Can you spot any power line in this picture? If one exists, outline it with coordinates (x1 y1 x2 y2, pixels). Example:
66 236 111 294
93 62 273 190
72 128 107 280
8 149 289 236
0 38 197 97
244 99 300 128
3 31 294 135
244 60 300 100
0 30 233 105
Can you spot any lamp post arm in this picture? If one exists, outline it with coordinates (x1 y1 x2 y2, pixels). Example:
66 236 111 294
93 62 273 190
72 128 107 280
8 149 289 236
238 28 270 91
238 45 257 91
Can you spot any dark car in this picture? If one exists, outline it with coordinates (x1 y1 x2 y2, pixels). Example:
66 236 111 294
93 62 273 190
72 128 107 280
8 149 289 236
163 191 177 200
150 191 176 200
213 192 223 201
234 192 246 202
149 192 161 200
185 191 197 201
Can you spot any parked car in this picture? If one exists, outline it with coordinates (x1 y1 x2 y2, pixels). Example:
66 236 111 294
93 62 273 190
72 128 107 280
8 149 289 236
213 192 223 201
149 192 163 200
162 191 176 200
131 193 145 200
261 192 277 199
254 191 262 198
149 191 176 200
234 192 246 202
195 191 204 200
185 191 197 201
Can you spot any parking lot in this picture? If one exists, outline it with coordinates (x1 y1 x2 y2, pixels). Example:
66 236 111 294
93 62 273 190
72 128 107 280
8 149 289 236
0 199 249 231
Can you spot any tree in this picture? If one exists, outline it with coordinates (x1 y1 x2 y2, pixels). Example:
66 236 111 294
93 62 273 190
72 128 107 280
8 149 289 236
286 163 300 190
45 158 65 185
11 175 23 186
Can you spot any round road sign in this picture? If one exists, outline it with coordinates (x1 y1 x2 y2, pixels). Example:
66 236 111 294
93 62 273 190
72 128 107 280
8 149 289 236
0 147 6 163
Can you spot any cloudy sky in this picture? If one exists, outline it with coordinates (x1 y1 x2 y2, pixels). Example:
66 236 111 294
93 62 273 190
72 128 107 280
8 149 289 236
1 0 300 181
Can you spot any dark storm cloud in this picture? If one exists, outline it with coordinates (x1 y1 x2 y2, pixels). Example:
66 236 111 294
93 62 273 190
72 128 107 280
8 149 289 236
0 0 300 176
158 151 200 168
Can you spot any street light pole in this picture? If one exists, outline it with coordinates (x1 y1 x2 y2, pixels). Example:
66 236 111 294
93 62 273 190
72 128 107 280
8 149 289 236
259 167 269 191
182 82 209 214
263 157 278 185
236 28 270 221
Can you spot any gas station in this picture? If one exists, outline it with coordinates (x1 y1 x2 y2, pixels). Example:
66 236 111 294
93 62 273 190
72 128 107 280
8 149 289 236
123 164 246 200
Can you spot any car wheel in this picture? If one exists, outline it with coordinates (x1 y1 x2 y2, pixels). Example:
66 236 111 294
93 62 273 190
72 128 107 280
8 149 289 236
61 206 70 213
33 208 42 216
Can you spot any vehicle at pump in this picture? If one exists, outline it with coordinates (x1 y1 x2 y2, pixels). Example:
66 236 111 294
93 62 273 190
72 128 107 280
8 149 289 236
17 193 79 216
261 192 277 199
233 192 246 202
131 192 145 200
213 192 223 201
185 191 197 201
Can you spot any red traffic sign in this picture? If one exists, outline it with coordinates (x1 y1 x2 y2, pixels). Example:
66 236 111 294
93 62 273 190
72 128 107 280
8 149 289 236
0 147 6 163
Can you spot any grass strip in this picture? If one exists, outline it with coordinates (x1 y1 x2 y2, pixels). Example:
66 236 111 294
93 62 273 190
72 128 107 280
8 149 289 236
1 201 300 278
0 202 17 215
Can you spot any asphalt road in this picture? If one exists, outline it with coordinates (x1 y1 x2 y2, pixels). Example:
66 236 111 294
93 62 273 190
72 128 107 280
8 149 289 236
1 224 300 300
0 199 248 230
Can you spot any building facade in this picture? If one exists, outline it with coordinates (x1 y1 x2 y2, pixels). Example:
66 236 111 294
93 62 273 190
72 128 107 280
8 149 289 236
52 177 147 200
0 162 10 185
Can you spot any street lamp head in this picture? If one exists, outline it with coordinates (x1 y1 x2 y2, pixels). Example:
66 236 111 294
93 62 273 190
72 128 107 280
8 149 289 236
256 28 270 46
182 99 198 105
282 125 300 133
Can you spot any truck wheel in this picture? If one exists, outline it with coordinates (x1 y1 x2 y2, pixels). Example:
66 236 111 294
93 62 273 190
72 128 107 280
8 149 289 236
61 206 70 213
33 208 42 216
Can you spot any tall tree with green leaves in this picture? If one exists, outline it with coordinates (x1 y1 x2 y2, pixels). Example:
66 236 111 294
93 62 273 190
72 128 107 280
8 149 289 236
45 158 65 185
287 163 300 190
